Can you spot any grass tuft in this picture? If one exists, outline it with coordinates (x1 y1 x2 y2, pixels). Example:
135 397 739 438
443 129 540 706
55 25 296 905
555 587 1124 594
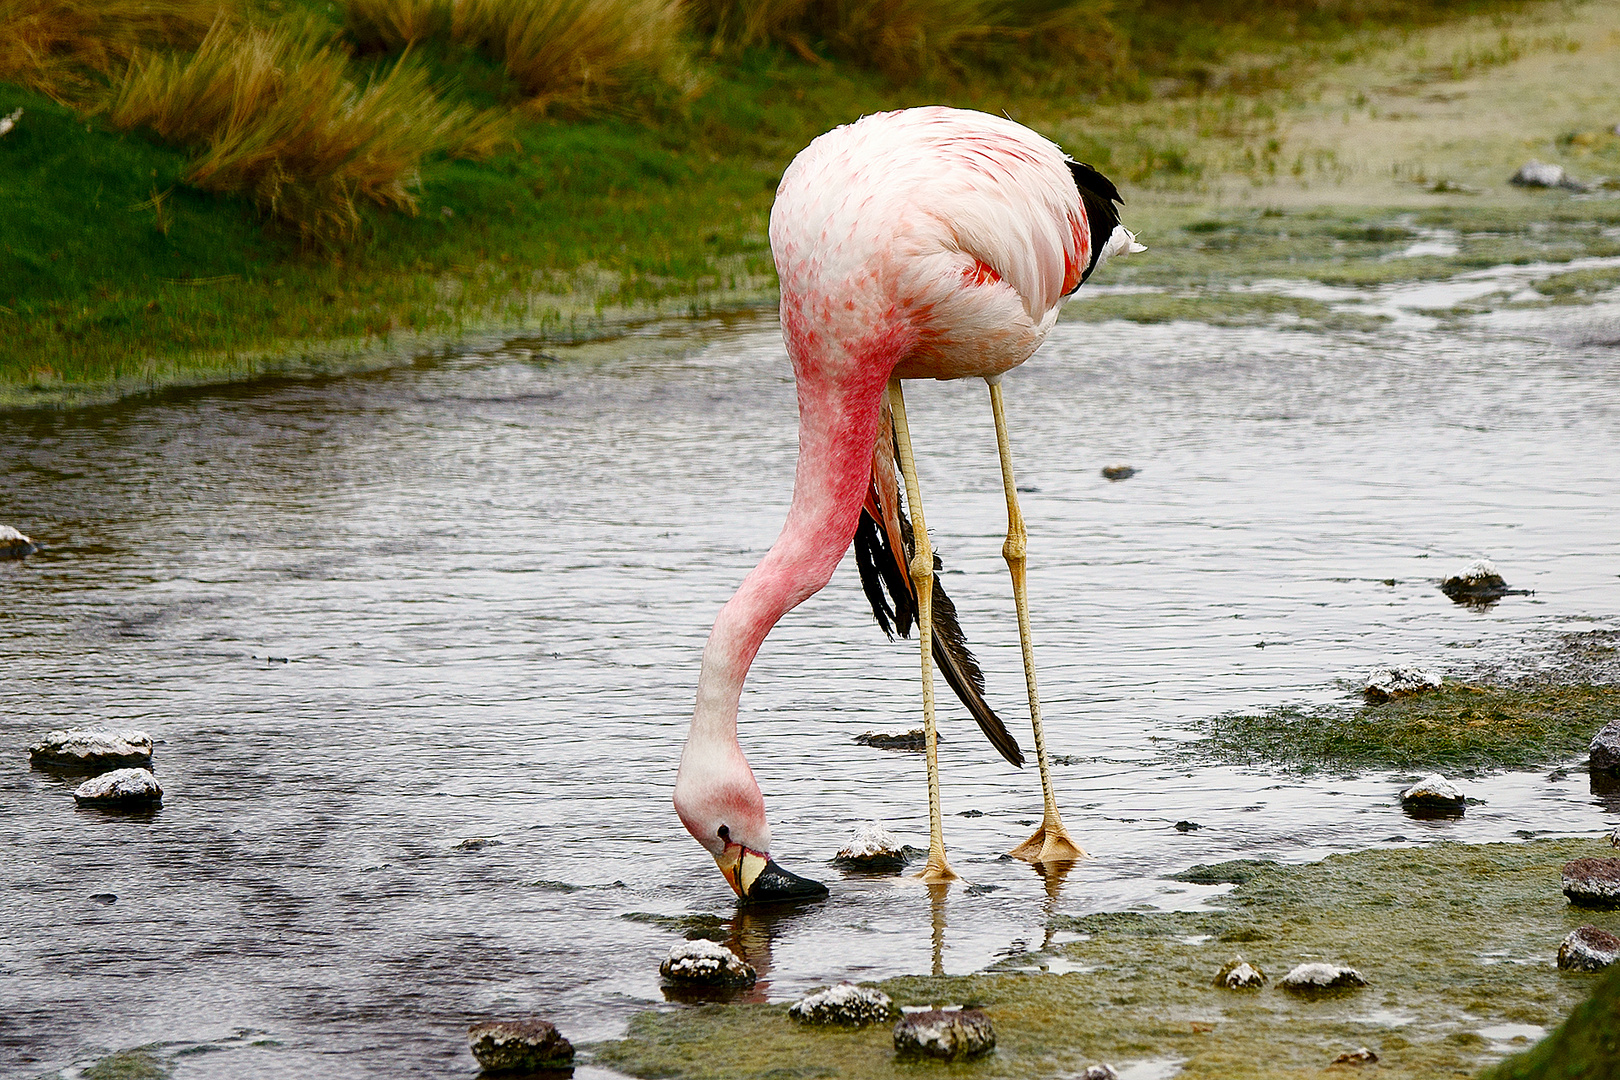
0 0 225 103
106 14 509 240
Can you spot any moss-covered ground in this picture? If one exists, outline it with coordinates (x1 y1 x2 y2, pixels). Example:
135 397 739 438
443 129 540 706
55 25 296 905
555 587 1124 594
593 838 1620 1080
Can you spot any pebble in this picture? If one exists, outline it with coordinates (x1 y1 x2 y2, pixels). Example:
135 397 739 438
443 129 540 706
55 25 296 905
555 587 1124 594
1439 557 1525 601
1332 1048 1379 1065
1399 773 1466 815
1364 666 1442 703
1214 957 1266 990
1078 1067 1119 1080
893 1008 996 1060
1 524 38 558
72 768 162 810
835 821 908 872
788 982 895 1026
1279 963 1367 993
1562 858 1620 908
1558 926 1620 971
29 728 153 771
1101 465 1136 481
466 1018 574 1072
659 939 756 987
1510 159 1586 191
1590 720 1620 774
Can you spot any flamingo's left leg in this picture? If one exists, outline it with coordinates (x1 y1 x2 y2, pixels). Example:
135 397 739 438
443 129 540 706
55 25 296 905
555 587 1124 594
987 377 1088 864
886 378 958 884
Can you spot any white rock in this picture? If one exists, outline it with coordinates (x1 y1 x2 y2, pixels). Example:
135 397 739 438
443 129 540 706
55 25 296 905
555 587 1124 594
1513 160 1567 186
789 982 895 1025
1364 666 1442 702
30 728 153 770
1279 962 1367 992
892 1008 996 1059
1400 773 1465 809
1079 1067 1119 1080
659 939 755 987
1215 958 1266 989
1558 926 1620 971
835 821 907 870
72 768 162 809
1 524 38 558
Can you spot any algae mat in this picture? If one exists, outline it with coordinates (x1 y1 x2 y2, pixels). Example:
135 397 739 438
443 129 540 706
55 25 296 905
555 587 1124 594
593 838 1619 1079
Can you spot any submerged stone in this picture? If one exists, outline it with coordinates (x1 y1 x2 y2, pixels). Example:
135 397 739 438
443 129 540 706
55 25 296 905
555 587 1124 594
892 1008 995 1060
1279 962 1367 994
72 768 162 809
1558 926 1620 972
1101 465 1136 481
1400 773 1466 816
1590 720 1620 774
467 1018 574 1072
834 821 907 872
1215 957 1266 990
1 524 38 558
30 728 153 772
1440 557 1524 602
1365 666 1442 703
854 729 935 750
1563 858 1620 908
788 982 895 1026
660 939 755 987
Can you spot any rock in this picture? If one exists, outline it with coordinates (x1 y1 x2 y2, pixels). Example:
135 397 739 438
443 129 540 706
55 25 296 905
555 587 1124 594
72 768 162 810
1559 926 1620 971
892 1008 996 1060
1439 557 1526 602
1563 858 1620 908
1511 159 1587 191
29 728 153 772
454 838 503 851
1 524 38 558
1400 773 1466 816
466 1019 574 1073
1610 824 1620 848
659 939 756 987
1215 957 1266 990
854 729 936 750
1332 1047 1379 1065
835 821 908 872
1078 1067 1119 1080
1279 963 1367 994
1101 465 1136 481
789 982 896 1026
1590 721 1620 773
1364 666 1442 703
1175 820 1201 832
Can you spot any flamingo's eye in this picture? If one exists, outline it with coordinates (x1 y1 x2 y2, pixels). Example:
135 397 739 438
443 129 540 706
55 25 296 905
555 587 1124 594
717 825 731 842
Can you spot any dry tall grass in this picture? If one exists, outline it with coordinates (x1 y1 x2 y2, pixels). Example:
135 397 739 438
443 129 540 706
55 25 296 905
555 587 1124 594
684 0 1122 83
108 16 508 241
344 0 695 112
0 0 226 101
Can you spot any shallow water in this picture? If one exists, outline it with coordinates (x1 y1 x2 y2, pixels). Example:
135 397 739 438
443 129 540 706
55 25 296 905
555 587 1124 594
3 280 1620 1079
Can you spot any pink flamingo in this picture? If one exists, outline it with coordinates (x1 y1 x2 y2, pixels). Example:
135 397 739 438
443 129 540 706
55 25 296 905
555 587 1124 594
674 107 1141 900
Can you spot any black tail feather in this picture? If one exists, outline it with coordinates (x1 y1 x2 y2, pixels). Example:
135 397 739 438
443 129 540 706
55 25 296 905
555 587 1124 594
1066 159 1124 288
854 505 1025 769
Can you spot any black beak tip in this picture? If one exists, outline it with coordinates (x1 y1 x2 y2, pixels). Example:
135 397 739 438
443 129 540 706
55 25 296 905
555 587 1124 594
743 858 830 904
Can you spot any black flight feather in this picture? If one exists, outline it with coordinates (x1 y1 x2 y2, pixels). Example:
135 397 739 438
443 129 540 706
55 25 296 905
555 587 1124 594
1065 159 1124 290
854 503 1025 769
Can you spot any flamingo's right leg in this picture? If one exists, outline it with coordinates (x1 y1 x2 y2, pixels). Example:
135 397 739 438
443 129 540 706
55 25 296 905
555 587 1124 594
987 377 1087 864
886 378 958 884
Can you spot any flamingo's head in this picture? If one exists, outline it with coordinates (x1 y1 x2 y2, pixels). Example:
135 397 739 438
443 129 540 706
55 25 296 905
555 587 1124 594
674 744 828 904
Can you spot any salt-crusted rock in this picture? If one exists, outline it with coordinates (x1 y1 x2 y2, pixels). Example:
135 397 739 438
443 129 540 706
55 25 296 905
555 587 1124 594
789 982 895 1026
467 1019 574 1072
659 939 756 987
835 821 907 872
1563 858 1620 908
1101 465 1136 481
1558 926 1620 971
1590 721 1620 774
1078 1066 1119 1080
1279 963 1367 993
893 1008 996 1060
1400 774 1466 815
1609 824 1620 848
1364 666 1442 703
30 729 153 772
72 768 162 809
1440 557 1521 602
1333 1048 1379 1065
1 525 38 558
1511 160 1586 191
1215 957 1266 990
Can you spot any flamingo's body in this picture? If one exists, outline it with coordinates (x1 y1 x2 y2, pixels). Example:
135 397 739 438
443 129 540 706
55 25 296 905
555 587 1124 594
674 107 1138 900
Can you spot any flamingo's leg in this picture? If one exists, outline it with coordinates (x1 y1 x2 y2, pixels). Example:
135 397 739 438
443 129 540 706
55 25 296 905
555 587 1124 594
887 378 957 884
988 378 1088 864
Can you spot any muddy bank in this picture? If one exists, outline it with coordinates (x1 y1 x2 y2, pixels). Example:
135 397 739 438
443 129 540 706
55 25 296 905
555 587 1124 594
592 838 1617 1079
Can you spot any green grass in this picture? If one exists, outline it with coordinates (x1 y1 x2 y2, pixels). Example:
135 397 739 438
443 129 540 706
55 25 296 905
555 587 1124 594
1183 682 1620 774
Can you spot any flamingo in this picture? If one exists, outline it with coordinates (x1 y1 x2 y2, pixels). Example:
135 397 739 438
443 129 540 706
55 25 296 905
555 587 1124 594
674 106 1142 901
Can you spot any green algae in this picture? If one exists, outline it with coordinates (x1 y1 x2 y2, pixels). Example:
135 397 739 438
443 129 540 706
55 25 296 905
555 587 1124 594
590 838 1620 1079
80 1049 171 1080
1183 682 1620 774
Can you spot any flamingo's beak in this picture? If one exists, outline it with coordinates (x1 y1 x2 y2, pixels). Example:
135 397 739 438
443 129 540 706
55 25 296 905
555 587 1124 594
714 843 829 903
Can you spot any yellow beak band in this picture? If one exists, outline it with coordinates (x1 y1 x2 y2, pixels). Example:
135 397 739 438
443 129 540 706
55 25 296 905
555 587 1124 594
713 843 771 898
